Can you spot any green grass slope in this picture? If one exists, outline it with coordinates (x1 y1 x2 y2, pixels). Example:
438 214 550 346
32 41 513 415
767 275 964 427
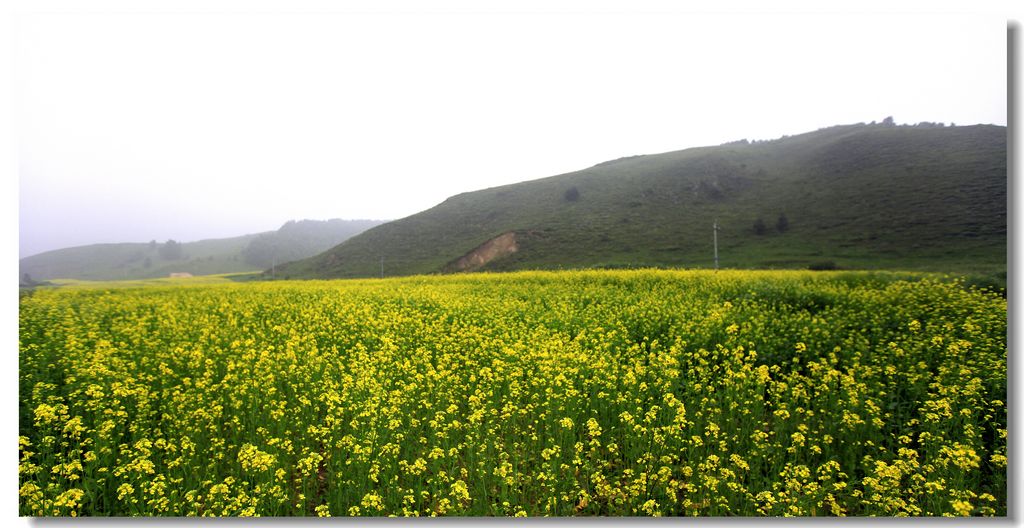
277 122 1005 280
20 219 383 282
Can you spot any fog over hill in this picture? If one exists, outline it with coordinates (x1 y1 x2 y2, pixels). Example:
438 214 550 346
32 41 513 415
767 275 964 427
274 122 1005 280
19 219 384 282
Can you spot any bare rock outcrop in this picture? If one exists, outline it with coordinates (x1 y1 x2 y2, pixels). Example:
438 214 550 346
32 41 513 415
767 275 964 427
445 232 518 272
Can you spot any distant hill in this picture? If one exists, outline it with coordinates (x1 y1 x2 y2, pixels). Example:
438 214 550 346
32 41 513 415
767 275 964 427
275 122 1005 280
239 219 386 270
19 218 384 282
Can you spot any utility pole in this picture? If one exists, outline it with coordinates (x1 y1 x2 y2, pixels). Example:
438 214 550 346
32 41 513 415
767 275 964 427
713 219 719 271
271 254 276 280
380 256 384 279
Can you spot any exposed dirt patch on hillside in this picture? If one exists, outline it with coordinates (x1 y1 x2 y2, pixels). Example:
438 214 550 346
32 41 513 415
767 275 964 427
445 232 519 272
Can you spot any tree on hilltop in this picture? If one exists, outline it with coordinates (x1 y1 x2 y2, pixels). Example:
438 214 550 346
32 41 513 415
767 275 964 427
159 239 183 260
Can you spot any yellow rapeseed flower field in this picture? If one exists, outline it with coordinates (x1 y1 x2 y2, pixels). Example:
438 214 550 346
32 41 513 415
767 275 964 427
18 270 1006 516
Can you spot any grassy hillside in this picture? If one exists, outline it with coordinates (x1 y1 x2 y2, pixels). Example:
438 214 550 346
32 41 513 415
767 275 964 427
19 219 383 282
276 122 1006 280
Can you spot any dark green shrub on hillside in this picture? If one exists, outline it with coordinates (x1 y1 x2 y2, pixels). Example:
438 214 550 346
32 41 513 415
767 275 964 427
776 213 789 233
564 186 580 202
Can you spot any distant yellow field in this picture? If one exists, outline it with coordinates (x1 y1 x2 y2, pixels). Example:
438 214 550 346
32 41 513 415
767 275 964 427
19 270 1006 516
46 273 254 289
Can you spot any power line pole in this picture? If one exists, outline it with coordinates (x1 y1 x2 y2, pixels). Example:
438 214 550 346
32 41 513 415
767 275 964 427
380 255 384 279
713 218 719 271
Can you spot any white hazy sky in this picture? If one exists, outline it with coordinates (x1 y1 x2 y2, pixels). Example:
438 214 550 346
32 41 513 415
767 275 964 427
13 1 1011 257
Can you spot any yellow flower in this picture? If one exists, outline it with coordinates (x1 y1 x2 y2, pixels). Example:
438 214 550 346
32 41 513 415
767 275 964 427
730 454 749 471
33 403 59 426
950 500 973 516
450 480 471 504
238 444 276 473
364 492 385 508
117 483 135 501
640 499 660 516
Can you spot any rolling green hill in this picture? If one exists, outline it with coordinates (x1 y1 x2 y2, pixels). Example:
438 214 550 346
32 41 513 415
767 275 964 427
275 122 1005 280
19 219 383 282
